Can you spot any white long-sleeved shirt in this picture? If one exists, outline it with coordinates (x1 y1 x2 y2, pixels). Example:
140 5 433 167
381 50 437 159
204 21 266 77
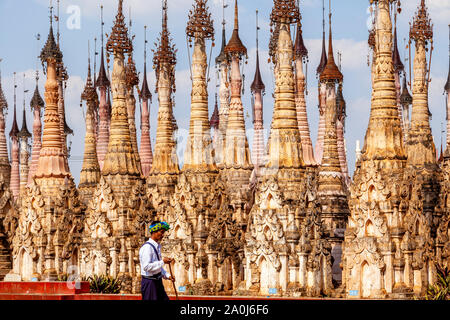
139 238 169 278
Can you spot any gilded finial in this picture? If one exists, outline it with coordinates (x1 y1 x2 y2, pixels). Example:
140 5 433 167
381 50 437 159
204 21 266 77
186 0 214 41
320 0 343 83
409 0 433 42
140 25 152 101
96 5 110 88
251 10 265 94
215 0 229 65
224 0 246 58
81 41 97 103
153 0 177 93
9 72 19 138
106 0 133 55
40 3 63 68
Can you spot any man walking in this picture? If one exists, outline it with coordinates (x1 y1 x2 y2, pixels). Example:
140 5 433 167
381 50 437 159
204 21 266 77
139 220 175 301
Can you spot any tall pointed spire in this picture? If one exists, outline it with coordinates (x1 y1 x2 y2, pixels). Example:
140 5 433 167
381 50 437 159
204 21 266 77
315 0 330 164
393 13 406 145
251 9 266 175
266 0 303 170
124 13 143 175
343 0 410 299
148 0 179 181
406 0 435 166
96 5 111 170
35 4 71 184
214 0 230 167
220 0 253 214
139 25 153 177
317 1 349 284
294 6 316 166
9 73 20 200
79 43 100 203
320 6 343 83
102 0 140 181
317 0 328 75
0 59 11 185
215 0 228 65
18 84 31 198
96 5 110 89
183 0 216 172
28 35 45 184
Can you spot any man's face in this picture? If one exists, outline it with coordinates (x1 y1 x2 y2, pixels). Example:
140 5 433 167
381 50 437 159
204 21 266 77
153 230 166 242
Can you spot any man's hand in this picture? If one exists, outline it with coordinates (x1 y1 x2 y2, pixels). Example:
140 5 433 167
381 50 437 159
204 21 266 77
167 275 175 282
163 257 173 264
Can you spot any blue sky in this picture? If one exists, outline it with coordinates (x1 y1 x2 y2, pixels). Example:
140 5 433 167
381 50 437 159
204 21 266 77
0 0 449 184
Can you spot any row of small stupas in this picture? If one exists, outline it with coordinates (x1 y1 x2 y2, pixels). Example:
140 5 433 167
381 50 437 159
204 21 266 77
0 0 449 299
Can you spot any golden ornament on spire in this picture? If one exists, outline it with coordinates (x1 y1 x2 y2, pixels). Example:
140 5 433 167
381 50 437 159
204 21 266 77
153 0 177 93
106 0 132 55
409 0 433 42
224 0 246 58
186 0 214 41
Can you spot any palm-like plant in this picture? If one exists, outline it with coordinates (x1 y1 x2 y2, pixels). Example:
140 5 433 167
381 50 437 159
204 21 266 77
86 275 122 294
425 263 450 300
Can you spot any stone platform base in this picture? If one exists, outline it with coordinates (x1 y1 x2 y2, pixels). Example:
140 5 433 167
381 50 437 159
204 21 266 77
0 281 340 300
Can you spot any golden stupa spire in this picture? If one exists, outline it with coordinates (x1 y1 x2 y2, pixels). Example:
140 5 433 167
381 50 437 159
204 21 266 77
102 0 140 181
360 0 405 161
79 42 100 203
223 0 251 170
318 0 347 196
406 0 435 166
266 0 304 170
149 0 179 177
139 25 153 177
34 4 71 183
183 0 216 172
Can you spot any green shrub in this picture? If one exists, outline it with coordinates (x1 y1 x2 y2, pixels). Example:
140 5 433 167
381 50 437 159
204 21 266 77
425 264 450 300
86 274 122 294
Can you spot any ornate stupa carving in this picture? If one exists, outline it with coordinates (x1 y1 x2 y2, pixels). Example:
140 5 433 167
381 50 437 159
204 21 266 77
182 0 216 175
402 0 441 296
147 0 180 207
95 5 111 171
139 26 153 177
0 63 11 186
81 0 152 294
315 1 328 165
163 0 220 295
28 72 45 185
79 50 101 204
406 0 436 167
215 2 230 168
222 0 253 217
18 101 31 199
244 0 332 297
251 10 267 177
317 7 349 286
392 17 406 142
341 0 441 299
0 175 16 280
125 40 142 176
9 10 83 281
9 85 20 201
294 15 316 167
